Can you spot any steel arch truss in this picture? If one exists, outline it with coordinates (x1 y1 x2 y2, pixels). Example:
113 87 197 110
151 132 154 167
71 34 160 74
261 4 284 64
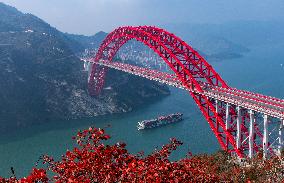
88 26 273 158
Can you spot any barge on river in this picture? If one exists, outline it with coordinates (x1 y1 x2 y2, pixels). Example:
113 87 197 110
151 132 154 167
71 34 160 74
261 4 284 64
137 113 183 130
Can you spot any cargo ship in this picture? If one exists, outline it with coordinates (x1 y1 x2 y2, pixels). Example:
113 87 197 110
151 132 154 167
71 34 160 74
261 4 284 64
137 113 183 130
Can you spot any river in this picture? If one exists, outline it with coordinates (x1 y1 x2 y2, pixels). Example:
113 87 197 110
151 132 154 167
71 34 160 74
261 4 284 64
0 43 283 177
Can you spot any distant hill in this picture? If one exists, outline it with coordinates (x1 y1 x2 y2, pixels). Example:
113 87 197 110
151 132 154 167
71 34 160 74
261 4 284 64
67 24 250 63
201 20 284 47
0 3 169 132
66 31 107 50
164 23 250 61
164 21 284 51
0 3 84 52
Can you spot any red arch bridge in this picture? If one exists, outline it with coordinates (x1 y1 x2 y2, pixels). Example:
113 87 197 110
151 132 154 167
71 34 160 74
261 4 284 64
81 26 284 159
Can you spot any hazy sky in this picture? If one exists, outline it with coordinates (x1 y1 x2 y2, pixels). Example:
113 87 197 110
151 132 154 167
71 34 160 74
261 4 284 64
1 0 284 35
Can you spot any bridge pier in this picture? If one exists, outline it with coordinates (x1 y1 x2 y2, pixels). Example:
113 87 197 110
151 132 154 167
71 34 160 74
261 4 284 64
279 119 284 155
236 106 241 150
83 60 87 71
263 115 269 159
215 100 220 134
83 60 93 82
225 103 230 131
223 103 230 150
215 100 218 114
249 110 255 158
88 63 94 82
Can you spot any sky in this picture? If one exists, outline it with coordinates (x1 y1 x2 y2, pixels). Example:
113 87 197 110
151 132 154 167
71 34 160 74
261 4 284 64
1 0 284 35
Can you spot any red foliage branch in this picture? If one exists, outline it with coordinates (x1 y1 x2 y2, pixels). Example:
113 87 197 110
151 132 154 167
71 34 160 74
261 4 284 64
0 127 283 182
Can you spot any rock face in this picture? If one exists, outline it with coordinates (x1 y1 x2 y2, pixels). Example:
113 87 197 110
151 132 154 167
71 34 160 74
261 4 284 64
0 3 170 131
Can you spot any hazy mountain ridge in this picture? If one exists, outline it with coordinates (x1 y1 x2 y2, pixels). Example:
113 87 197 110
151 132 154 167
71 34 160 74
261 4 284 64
65 31 107 50
199 21 284 46
165 21 284 48
0 3 84 53
67 24 250 63
163 23 250 61
0 3 170 131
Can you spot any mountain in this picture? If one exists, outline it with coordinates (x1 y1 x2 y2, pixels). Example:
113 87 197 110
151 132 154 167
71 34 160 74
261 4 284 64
198 21 284 47
0 3 169 132
164 21 284 53
67 24 250 63
66 31 107 50
164 23 250 61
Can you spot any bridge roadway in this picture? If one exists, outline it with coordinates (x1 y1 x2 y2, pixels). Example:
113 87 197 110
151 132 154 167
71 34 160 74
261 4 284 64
86 59 284 120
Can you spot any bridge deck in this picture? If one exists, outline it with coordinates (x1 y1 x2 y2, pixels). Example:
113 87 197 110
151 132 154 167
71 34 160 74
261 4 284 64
86 59 284 119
